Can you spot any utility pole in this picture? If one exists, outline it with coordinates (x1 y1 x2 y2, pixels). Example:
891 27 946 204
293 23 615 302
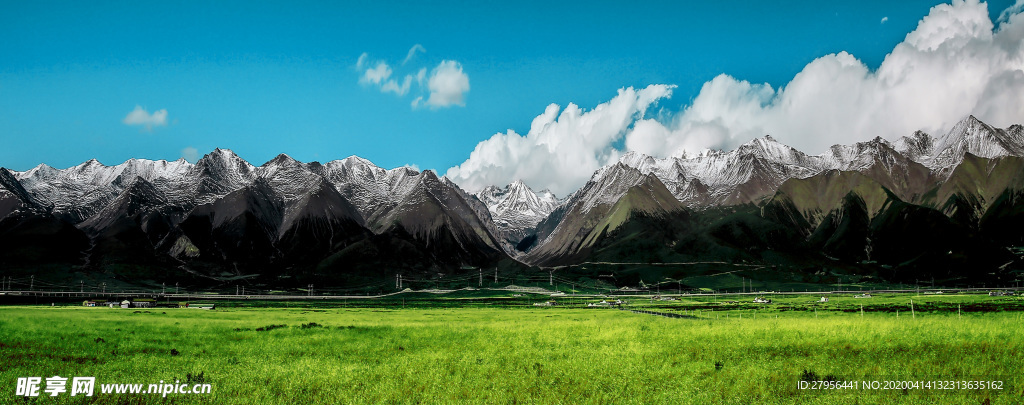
80 280 84 293
102 283 106 294
308 284 313 296
398 274 401 289
175 282 179 294
30 275 34 291
549 271 553 286
479 269 482 287
494 268 497 284
162 282 165 294
236 285 239 295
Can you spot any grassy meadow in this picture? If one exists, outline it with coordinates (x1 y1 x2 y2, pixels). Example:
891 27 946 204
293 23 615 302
1 293 1022 404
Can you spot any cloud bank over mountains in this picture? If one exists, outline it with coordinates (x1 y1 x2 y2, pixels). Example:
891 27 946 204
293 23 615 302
446 0 1024 196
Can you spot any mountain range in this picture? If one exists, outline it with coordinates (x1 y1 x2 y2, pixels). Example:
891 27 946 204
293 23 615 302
2 116 1023 290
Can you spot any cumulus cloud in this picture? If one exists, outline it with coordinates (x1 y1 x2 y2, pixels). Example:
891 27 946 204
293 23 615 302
402 44 426 65
624 0 1024 157
122 105 168 131
422 60 470 108
181 146 199 162
447 0 1024 195
444 85 674 195
881 16 889 24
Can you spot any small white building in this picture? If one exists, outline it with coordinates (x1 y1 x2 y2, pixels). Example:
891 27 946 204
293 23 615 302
819 297 829 303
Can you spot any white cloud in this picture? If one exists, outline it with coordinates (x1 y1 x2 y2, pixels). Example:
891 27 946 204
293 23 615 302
122 105 168 131
357 50 468 108
359 62 392 85
416 68 427 86
623 0 1024 157
356 52 369 70
881 16 889 24
358 59 418 96
445 85 674 195
382 75 414 96
423 60 470 108
181 146 199 162
402 44 426 65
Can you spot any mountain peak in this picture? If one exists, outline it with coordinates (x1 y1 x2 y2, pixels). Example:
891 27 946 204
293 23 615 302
265 153 300 167
509 179 530 190
340 155 374 166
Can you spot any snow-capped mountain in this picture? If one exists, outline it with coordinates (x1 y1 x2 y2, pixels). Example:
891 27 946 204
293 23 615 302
474 180 558 245
4 115 1024 280
523 162 682 264
927 116 1024 170
14 157 193 222
0 150 513 284
607 116 1024 208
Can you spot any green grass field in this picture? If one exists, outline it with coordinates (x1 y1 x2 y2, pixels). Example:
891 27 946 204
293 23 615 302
1 294 1022 404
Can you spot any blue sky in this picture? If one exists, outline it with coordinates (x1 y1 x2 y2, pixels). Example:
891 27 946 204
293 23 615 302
1 1 1021 194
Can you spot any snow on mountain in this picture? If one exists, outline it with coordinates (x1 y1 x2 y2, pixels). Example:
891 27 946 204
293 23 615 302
320 156 433 228
473 180 558 243
187 148 257 205
607 116 1021 208
13 157 194 222
5 115 1022 267
615 136 822 206
893 130 934 161
928 116 1024 170
523 162 682 264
